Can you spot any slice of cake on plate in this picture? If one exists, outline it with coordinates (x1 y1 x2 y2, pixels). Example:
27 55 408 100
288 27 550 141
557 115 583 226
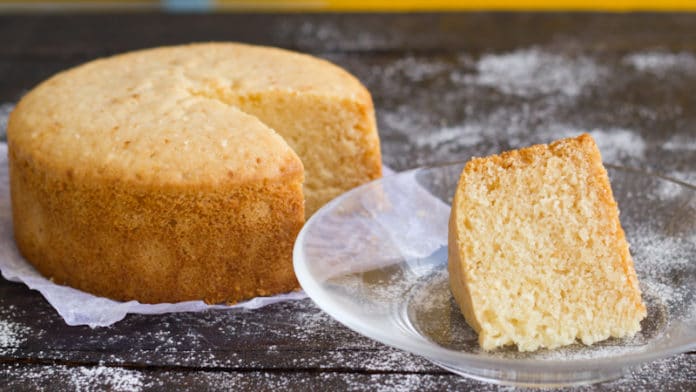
448 134 646 352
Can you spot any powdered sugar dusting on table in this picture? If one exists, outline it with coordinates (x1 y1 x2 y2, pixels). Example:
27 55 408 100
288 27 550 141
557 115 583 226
68 366 144 392
585 128 647 162
374 49 659 170
452 48 604 97
5 364 148 391
0 318 29 348
663 133 696 152
666 170 696 187
380 55 453 83
280 20 392 51
623 51 696 75
412 124 484 151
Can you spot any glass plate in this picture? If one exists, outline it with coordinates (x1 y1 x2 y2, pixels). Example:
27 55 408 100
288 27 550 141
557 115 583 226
294 163 696 387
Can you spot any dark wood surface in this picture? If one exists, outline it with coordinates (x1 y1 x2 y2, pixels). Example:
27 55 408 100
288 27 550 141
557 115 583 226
0 12 694 391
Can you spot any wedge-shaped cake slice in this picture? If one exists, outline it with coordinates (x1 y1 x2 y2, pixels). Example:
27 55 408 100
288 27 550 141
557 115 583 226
448 134 646 352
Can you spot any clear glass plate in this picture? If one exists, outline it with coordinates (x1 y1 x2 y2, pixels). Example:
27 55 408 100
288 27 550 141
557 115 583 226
294 162 696 387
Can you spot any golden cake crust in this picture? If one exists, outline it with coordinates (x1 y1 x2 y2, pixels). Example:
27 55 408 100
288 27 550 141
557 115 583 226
10 147 304 303
8 42 380 303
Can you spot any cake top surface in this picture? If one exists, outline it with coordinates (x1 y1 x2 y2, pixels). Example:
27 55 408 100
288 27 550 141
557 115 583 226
8 43 370 186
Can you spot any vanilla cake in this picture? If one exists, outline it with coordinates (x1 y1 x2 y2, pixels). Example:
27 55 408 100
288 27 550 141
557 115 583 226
448 134 646 352
8 43 381 304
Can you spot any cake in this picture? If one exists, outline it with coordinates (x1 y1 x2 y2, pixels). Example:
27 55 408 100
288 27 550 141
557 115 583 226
448 134 646 352
7 43 382 304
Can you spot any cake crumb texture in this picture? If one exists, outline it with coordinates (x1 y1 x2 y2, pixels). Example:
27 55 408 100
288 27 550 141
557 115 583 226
448 134 646 351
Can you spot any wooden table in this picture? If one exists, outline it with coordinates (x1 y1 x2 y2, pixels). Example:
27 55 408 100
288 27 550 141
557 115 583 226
0 12 694 391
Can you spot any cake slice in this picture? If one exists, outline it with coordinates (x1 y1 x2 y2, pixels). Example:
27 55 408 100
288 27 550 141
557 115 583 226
448 134 646 352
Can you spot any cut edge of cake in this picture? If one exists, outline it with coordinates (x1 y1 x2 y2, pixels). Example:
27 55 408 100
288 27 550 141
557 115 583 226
448 134 647 352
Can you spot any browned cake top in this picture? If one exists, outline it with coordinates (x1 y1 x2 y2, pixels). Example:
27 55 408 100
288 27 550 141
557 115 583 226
8 43 370 187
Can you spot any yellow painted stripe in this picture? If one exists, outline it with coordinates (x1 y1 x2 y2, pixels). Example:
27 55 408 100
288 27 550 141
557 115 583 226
214 0 696 11
2 0 696 11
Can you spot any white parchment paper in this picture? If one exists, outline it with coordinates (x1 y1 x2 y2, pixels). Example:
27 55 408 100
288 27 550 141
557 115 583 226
300 167 451 283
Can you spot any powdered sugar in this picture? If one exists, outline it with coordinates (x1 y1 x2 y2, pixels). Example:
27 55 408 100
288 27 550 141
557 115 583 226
380 55 453 83
586 128 647 162
452 48 604 97
283 20 392 51
667 170 696 186
0 318 28 347
4 364 147 391
377 49 652 169
68 366 144 392
654 179 685 201
412 124 484 151
402 118 646 165
623 51 696 75
531 127 647 164
663 133 696 152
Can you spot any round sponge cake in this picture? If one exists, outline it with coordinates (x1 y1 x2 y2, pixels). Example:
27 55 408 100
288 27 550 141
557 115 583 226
8 43 382 303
